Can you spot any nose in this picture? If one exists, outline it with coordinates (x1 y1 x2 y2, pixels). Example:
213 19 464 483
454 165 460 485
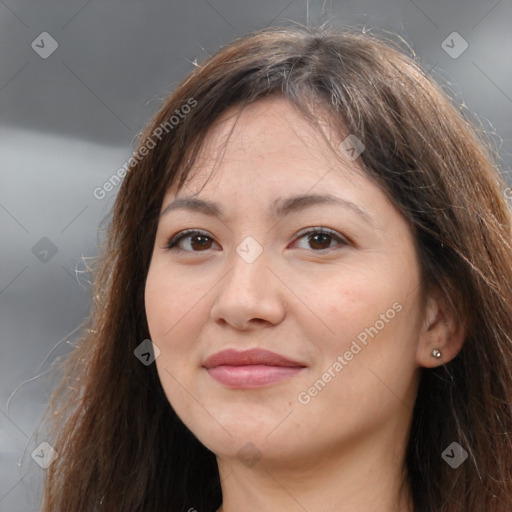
209 245 286 331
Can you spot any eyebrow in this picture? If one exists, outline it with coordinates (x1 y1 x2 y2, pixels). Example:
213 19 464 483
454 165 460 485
159 193 375 226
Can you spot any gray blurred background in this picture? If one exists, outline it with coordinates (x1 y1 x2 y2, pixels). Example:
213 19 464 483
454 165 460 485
1 1 511 510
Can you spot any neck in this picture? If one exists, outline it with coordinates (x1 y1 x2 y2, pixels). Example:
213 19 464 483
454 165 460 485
216 430 414 512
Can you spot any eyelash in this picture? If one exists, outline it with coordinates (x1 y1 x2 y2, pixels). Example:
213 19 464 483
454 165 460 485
164 227 349 253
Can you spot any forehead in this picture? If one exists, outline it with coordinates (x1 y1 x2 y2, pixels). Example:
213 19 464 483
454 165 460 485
170 96 363 196
158 97 413 245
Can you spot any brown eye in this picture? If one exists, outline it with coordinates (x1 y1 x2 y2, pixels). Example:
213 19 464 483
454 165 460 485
293 228 348 251
307 232 333 250
188 234 213 251
166 230 219 252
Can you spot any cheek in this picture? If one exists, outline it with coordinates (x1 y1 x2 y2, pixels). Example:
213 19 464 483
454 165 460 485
296 266 407 350
294 301 419 446
145 268 209 418
298 263 420 399
144 266 205 368
146 262 196 336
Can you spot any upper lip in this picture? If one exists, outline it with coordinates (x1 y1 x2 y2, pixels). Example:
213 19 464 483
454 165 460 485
202 348 306 368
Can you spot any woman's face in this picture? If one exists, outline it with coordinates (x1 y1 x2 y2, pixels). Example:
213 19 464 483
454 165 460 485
145 96 425 468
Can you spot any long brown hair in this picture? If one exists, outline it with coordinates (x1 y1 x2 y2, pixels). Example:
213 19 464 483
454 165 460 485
41 24 512 511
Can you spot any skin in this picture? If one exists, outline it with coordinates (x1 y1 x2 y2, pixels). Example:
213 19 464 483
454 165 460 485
145 96 465 512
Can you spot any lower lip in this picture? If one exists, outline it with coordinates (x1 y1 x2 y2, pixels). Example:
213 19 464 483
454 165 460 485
206 365 304 388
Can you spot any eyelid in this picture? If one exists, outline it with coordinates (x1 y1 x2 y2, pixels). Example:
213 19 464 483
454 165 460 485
165 228 215 250
164 226 350 252
292 226 350 247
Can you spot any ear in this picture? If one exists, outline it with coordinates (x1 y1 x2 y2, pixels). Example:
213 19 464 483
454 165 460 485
416 291 466 368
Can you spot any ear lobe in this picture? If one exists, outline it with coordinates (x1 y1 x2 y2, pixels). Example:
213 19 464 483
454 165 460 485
416 293 466 368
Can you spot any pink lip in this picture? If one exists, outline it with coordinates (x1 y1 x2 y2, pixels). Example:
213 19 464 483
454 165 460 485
203 348 306 389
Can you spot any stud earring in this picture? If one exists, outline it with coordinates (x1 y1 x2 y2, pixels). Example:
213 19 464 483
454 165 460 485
432 349 442 359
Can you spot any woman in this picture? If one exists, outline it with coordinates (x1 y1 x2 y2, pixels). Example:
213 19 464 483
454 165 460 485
41 24 512 511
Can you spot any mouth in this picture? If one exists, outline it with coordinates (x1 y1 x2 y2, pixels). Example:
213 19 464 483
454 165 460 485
202 348 307 389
